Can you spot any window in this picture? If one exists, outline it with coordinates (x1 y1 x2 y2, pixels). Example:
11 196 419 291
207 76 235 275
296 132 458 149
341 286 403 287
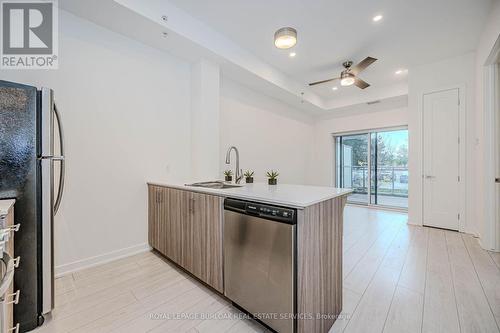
335 128 408 209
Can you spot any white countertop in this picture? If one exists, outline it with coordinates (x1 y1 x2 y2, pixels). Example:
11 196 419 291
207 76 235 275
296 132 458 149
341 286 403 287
147 181 352 209
0 199 15 216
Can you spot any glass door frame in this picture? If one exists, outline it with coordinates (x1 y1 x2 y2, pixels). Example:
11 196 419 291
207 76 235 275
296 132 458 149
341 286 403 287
333 125 408 211
336 133 370 205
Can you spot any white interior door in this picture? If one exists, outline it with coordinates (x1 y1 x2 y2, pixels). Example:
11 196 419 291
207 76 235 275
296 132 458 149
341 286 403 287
423 88 460 230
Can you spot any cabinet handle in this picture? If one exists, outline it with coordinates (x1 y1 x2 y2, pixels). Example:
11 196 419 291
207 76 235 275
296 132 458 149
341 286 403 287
0 224 21 234
0 224 20 242
13 256 20 268
9 224 20 232
189 198 195 213
6 290 20 305
9 323 19 333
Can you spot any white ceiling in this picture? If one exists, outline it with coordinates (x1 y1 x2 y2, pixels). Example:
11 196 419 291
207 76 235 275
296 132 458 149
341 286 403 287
168 0 492 100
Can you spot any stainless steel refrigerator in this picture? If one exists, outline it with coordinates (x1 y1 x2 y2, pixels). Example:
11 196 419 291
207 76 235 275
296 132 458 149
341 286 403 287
0 80 65 332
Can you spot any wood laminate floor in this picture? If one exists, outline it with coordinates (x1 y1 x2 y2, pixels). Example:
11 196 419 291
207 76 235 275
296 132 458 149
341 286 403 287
34 206 500 333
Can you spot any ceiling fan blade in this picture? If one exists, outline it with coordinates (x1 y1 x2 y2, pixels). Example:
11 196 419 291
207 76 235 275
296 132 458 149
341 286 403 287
308 77 340 86
354 77 370 89
350 57 377 75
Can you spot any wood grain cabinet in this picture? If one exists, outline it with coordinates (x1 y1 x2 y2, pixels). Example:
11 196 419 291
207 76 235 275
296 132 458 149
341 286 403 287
148 185 223 293
148 186 184 265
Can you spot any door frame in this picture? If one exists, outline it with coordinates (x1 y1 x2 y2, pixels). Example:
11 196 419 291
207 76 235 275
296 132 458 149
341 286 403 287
420 85 466 232
332 126 409 211
483 35 500 251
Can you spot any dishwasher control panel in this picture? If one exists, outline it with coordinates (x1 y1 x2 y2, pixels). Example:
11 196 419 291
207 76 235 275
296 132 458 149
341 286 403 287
224 198 296 224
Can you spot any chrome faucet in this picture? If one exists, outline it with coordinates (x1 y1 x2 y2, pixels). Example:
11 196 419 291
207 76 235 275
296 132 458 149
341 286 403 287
225 146 242 184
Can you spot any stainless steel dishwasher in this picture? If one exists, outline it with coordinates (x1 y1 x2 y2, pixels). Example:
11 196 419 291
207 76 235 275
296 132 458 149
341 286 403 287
224 198 296 333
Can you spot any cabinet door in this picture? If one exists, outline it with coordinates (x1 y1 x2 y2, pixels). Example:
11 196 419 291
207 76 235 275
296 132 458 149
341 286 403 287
149 186 169 256
148 186 223 293
148 186 184 265
148 185 160 250
190 192 224 293
5 206 15 332
167 187 188 266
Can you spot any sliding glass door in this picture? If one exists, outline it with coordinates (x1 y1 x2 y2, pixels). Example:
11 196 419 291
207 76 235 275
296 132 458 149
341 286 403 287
336 134 369 204
335 128 408 209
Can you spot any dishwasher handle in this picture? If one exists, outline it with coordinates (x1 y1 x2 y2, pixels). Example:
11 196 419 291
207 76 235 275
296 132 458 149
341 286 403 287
224 198 247 213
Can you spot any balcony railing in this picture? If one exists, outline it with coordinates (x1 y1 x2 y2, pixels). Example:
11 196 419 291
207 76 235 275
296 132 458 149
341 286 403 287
341 166 408 198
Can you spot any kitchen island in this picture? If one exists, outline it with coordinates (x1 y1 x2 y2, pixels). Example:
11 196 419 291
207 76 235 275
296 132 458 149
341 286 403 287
147 181 351 333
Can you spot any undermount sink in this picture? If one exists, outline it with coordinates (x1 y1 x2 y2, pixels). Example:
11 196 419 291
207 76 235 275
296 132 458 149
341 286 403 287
186 181 244 189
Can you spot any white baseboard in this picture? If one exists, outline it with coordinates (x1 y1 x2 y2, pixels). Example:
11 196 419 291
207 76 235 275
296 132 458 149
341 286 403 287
406 220 422 226
55 243 152 278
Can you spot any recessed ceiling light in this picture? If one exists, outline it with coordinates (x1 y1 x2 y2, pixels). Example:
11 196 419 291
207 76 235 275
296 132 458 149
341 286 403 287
373 15 383 22
395 69 407 75
332 87 338 91
274 27 297 49
289 52 296 57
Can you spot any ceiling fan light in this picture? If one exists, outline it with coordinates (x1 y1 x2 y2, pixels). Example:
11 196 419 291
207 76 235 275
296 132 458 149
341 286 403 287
274 27 297 49
340 72 355 86
340 77 355 86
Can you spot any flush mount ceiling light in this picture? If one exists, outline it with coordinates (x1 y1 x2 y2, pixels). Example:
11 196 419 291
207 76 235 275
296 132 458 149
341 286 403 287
274 27 297 49
340 72 355 86
373 14 383 22
395 69 408 75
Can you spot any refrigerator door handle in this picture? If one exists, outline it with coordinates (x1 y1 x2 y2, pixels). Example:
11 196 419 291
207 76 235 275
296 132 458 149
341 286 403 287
40 157 54 315
39 156 64 161
40 87 55 315
53 104 65 215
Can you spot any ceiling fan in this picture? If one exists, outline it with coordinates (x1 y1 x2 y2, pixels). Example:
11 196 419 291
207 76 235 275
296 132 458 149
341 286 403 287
309 57 377 89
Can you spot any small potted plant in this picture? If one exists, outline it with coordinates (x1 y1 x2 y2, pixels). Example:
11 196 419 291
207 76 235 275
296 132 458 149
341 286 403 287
224 170 233 182
266 170 279 185
244 170 255 183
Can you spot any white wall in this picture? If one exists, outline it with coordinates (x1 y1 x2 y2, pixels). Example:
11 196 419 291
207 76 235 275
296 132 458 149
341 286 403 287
407 52 476 231
475 0 500 250
0 10 192 274
220 79 314 184
191 60 221 180
309 107 409 186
